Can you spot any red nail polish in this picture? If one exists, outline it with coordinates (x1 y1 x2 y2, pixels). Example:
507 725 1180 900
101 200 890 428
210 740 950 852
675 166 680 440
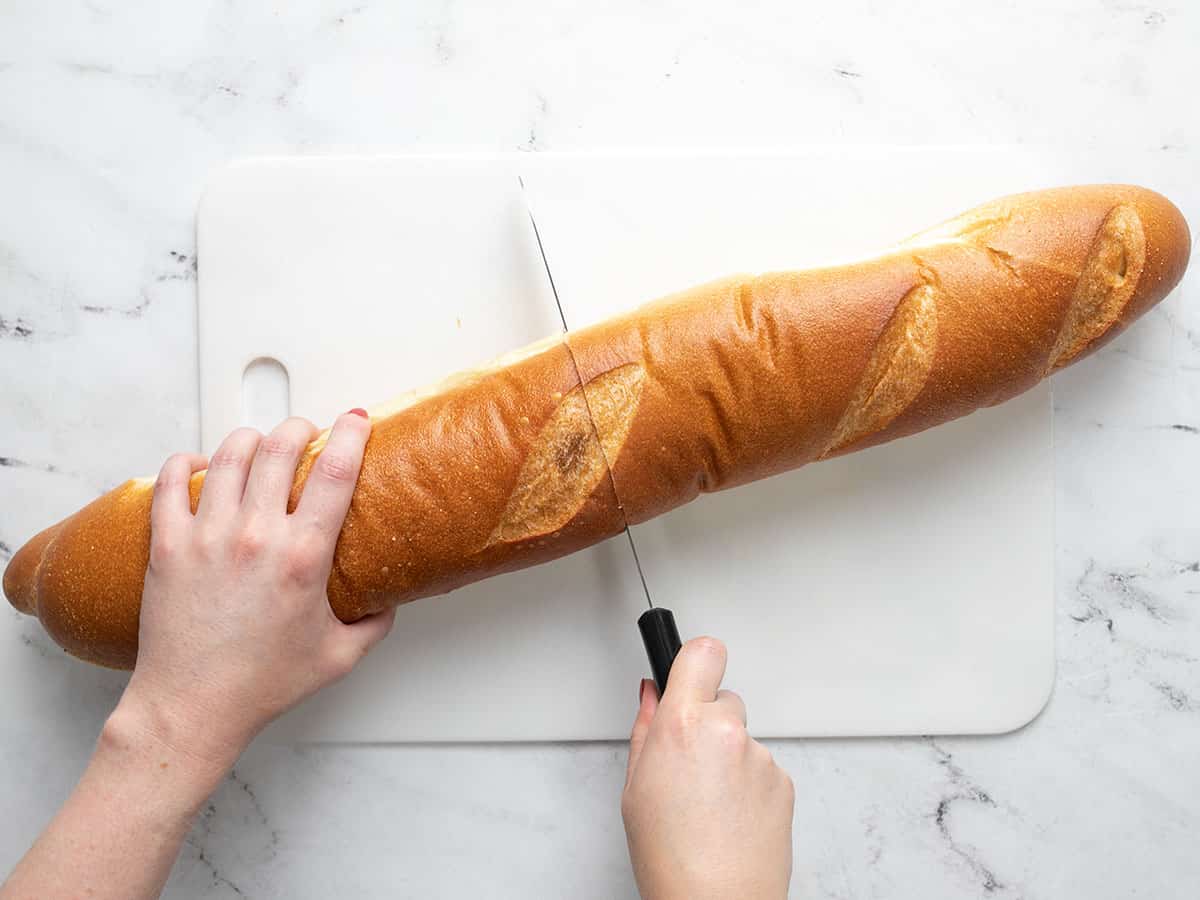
348 408 368 419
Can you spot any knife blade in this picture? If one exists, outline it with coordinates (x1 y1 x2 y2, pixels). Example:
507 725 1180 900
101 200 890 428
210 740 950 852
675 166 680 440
517 176 682 695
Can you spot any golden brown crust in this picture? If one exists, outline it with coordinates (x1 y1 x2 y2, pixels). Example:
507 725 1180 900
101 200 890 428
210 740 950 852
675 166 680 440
4 184 1190 669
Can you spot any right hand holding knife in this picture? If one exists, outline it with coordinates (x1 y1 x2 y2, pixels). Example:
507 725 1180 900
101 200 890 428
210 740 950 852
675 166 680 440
622 637 796 900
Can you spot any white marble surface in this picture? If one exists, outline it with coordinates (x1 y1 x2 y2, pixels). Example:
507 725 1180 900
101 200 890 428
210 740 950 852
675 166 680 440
1 1 1197 897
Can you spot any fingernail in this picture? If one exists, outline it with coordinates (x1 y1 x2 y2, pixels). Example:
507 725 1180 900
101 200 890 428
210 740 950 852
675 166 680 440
348 408 368 419
638 679 649 707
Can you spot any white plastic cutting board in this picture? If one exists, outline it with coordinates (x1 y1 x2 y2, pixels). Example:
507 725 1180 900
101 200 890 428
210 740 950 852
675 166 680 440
197 149 1056 741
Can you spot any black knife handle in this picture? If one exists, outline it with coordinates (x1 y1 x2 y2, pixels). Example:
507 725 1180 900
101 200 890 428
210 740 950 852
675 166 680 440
638 607 682 698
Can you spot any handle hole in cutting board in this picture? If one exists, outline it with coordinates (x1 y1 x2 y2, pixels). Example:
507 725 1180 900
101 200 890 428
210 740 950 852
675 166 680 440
241 357 291 432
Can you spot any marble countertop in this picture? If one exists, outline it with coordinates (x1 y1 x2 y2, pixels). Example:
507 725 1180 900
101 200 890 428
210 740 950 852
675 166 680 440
1 2 1197 897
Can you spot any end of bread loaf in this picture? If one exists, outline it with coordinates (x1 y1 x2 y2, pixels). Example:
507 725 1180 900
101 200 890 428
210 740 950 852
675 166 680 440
1046 203 1147 371
3 521 61 615
28 481 152 669
1048 188 1191 370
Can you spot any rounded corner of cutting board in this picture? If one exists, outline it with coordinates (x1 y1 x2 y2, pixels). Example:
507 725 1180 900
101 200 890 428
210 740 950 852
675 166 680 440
986 654 1057 737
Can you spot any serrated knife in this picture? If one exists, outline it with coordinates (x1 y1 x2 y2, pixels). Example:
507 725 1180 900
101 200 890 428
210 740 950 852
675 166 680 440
518 176 682 697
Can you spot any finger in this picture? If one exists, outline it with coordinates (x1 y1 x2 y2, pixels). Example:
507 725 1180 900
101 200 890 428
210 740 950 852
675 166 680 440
295 411 371 541
150 453 208 535
243 417 318 515
714 689 747 726
662 637 727 706
626 678 659 786
196 428 261 520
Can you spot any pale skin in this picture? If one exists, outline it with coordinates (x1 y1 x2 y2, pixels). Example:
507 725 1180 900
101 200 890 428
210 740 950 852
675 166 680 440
1 412 795 900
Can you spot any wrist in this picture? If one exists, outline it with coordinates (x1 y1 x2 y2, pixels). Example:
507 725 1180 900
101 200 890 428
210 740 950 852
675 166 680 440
103 690 241 800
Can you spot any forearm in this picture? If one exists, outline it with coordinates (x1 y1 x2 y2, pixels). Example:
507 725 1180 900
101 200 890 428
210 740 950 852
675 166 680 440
1 699 232 900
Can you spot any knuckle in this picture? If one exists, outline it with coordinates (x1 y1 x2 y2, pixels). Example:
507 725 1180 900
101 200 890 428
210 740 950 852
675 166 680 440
283 539 326 583
710 714 748 749
211 429 261 467
284 416 317 435
315 452 358 483
155 453 189 488
257 434 298 460
148 535 178 570
232 526 269 564
209 448 246 469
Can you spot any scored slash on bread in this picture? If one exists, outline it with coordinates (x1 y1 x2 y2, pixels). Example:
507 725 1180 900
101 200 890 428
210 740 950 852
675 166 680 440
3 184 1190 669
488 363 646 546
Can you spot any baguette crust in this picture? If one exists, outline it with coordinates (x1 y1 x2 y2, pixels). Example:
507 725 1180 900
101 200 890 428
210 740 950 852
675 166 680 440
4 184 1190 669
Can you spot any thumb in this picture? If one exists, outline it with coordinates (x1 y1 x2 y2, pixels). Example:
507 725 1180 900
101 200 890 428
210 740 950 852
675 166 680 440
337 606 397 663
625 679 658 787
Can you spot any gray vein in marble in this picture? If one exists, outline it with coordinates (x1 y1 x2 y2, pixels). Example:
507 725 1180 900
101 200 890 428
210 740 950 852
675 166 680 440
799 746 855 899
1159 306 1200 353
0 241 50 300
184 784 261 898
1151 682 1197 712
1067 558 1200 714
1069 595 1115 633
156 250 197 283
0 316 35 339
0 456 61 474
1074 559 1171 625
428 0 456 66
186 804 245 899
80 287 154 318
0 456 94 491
0 540 12 561
859 803 883 867
522 92 549 152
61 61 115 77
58 60 162 88
229 768 281 854
81 1 111 19
929 740 1004 893
18 630 61 662
275 70 301 109
334 4 367 27
434 23 454 65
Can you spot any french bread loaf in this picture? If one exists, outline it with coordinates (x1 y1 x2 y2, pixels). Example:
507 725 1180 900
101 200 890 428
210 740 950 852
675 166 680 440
4 184 1191 669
